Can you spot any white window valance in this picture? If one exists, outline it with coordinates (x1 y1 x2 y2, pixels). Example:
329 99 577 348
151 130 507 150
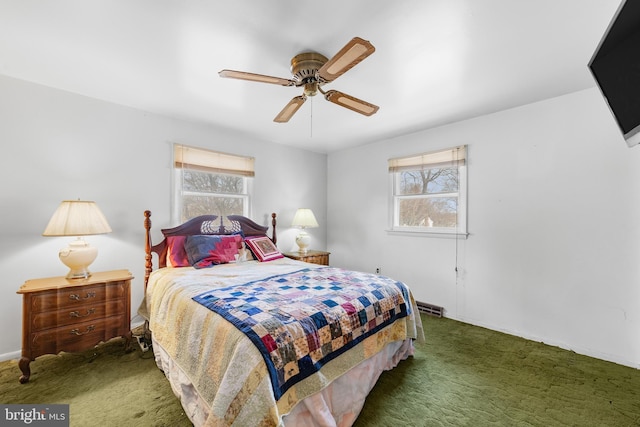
388 146 466 172
174 144 255 177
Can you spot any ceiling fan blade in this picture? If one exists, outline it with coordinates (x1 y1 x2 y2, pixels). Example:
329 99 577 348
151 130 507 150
317 37 375 83
324 90 379 116
219 69 295 86
274 95 307 123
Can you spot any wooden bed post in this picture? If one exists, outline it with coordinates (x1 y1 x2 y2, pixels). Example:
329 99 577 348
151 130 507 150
144 210 153 291
271 212 277 245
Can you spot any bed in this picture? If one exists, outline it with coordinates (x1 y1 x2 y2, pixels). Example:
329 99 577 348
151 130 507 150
141 210 424 427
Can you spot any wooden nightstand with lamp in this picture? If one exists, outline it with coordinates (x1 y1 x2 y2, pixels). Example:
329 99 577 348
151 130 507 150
17 200 132 383
286 208 329 265
17 269 133 383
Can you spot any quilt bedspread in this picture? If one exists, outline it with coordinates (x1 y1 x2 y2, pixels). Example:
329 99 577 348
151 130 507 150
146 259 422 426
192 267 411 400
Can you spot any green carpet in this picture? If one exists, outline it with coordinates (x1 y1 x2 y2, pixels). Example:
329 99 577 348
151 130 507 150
2 315 640 426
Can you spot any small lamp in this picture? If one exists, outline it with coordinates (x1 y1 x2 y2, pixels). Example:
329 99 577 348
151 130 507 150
42 200 112 279
291 208 319 254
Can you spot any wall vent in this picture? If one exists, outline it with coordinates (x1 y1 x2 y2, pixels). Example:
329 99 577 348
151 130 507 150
416 301 444 317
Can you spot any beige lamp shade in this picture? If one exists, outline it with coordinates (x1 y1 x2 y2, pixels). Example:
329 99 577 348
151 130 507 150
291 208 319 229
43 200 112 279
292 209 318 254
43 200 112 236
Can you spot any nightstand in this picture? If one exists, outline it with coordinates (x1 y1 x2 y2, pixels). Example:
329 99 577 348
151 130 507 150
283 250 330 266
17 269 133 383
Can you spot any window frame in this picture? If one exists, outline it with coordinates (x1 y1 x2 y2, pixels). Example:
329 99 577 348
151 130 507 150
172 144 254 223
388 146 468 237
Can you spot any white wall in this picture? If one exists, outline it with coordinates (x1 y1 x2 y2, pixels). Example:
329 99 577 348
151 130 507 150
4 73 638 371
0 75 327 359
328 88 640 368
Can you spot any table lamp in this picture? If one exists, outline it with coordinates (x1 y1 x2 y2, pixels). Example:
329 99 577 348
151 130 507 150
291 208 318 254
42 200 112 279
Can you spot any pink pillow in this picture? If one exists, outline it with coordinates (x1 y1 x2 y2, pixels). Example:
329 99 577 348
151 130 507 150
185 234 243 268
244 236 283 262
166 236 189 267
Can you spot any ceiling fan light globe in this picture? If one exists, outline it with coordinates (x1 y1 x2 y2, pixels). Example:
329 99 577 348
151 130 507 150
304 82 319 97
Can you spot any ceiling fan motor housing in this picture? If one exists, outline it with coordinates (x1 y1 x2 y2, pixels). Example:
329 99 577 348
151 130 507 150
291 52 328 96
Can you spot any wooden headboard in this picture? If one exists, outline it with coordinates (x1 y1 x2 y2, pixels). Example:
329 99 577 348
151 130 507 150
143 210 277 289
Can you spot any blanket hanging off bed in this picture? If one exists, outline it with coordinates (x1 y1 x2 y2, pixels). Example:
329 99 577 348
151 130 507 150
192 267 410 399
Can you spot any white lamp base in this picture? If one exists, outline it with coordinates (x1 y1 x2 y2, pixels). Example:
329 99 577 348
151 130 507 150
59 238 98 279
295 230 311 254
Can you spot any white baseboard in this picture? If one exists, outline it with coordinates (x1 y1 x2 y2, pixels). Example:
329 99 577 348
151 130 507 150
450 314 640 370
0 350 21 362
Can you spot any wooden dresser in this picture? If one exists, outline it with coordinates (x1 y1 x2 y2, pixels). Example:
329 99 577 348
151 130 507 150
283 250 330 266
17 269 132 383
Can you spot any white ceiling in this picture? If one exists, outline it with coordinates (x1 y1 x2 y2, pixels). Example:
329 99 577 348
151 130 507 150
0 0 620 153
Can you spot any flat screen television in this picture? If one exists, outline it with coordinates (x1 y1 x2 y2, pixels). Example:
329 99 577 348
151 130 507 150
589 0 640 147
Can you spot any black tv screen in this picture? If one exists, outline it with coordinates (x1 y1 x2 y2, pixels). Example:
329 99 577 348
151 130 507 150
589 0 640 147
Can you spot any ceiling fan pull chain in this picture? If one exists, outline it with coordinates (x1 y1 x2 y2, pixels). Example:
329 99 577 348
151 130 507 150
310 97 313 138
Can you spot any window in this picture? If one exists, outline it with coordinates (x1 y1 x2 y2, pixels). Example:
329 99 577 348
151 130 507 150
389 146 467 235
173 144 254 222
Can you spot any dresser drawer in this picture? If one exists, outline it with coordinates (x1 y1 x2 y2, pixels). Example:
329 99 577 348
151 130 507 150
30 300 126 331
29 281 128 313
29 316 128 357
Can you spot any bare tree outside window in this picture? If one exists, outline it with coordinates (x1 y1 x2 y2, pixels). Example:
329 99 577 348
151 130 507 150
181 171 245 221
397 168 459 228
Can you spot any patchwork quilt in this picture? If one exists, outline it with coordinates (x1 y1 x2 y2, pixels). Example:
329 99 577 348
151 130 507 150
192 267 411 400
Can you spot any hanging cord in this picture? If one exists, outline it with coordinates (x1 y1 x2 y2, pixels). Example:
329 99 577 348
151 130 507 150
454 146 461 317
454 146 461 277
310 96 313 138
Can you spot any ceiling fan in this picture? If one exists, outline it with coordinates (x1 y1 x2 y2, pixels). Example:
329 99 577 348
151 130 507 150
219 37 379 123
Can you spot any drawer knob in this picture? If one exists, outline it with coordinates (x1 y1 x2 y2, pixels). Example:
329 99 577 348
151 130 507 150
69 308 96 318
70 325 95 336
69 291 96 301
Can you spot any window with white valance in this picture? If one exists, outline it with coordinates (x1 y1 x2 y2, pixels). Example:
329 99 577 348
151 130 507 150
389 145 467 235
173 144 254 222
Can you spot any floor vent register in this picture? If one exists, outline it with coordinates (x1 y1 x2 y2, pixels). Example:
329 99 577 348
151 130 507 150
416 301 444 317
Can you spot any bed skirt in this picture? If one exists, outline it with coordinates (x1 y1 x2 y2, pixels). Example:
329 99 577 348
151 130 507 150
153 337 415 427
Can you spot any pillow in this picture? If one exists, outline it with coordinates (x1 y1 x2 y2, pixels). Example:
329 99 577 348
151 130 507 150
244 236 283 262
166 236 189 267
184 234 243 269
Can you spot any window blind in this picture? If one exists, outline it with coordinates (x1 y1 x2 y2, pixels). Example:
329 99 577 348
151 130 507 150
388 146 466 172
174 144 255 177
